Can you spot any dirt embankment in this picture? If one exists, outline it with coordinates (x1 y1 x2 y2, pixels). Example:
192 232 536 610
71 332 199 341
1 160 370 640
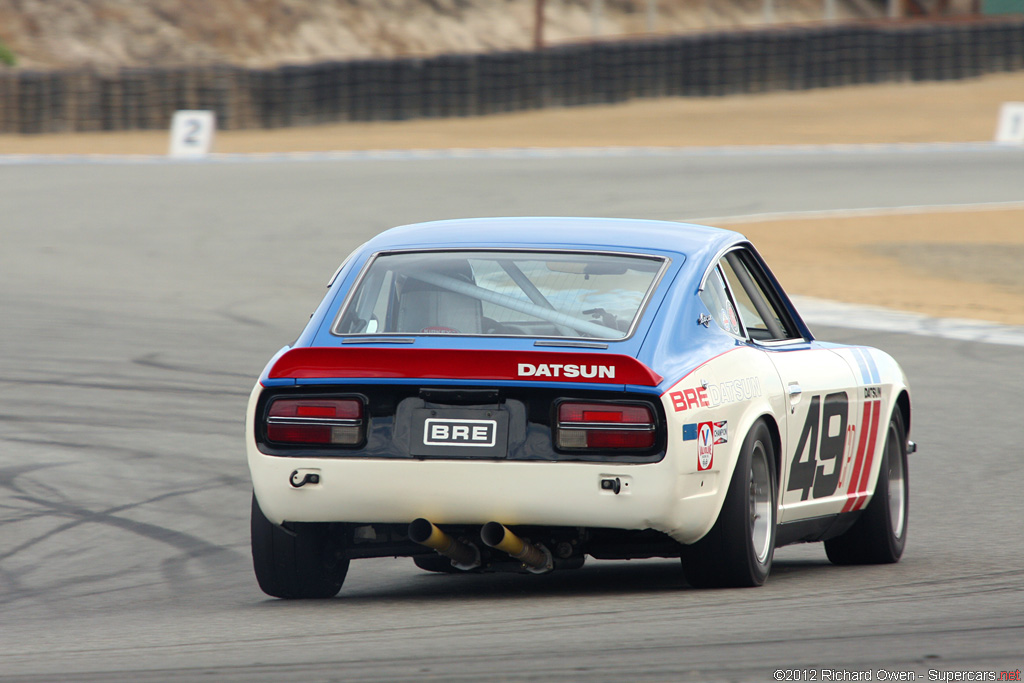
0 0 903 71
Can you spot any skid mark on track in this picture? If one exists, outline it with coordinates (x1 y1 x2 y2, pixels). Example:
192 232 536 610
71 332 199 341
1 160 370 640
132 352 254 379
0 375 249 398
0 466 244 605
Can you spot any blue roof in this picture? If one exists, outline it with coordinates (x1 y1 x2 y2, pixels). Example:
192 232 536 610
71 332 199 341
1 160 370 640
364 217 746 257
290 217 783 390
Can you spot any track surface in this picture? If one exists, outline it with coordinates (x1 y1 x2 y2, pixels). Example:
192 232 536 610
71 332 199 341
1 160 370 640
2 149 1022 681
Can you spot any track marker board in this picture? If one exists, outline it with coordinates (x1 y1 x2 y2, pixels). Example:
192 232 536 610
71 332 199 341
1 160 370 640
169 110 216 158
995 102 1024 144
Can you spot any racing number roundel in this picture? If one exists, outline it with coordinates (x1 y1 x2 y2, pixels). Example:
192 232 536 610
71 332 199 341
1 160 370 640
697 422 714 471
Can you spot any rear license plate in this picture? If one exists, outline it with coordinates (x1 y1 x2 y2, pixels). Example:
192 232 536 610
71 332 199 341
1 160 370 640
410 408 509 458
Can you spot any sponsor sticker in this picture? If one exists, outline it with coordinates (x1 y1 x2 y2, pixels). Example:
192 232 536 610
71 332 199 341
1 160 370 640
712 420 728 445
727 305 739 334
697 422 714 471
685 421 726 444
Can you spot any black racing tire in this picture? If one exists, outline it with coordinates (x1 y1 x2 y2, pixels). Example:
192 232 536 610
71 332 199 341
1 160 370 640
681 420 778 588
251 493 349 599
825 410 908 565
412 555 461 573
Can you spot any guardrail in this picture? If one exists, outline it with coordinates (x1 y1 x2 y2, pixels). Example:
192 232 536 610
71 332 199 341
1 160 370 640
1 20 1022 135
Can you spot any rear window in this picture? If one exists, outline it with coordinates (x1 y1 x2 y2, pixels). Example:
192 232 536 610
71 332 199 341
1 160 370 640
332 250 668 340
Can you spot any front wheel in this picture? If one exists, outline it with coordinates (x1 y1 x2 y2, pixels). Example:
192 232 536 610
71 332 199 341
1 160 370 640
251 493 349 598
681 421 778 588
825 410 908 565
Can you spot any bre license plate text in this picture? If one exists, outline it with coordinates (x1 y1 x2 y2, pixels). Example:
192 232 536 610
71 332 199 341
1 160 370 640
410 408 509 458
424 418 497 447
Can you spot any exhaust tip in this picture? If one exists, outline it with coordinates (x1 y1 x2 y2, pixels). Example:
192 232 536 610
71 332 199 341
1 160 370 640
408 517 434 545
480 521 507 548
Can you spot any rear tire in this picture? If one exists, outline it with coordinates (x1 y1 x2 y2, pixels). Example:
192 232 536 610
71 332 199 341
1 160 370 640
681 421 777 588
251 493 349 598
825 410 908 565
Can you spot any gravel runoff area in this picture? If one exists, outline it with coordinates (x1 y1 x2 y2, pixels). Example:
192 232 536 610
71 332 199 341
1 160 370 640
2 70 1022 325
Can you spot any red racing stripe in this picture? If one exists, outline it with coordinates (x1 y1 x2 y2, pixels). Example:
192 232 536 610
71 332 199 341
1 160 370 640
852 400 881 511
841 400 873 513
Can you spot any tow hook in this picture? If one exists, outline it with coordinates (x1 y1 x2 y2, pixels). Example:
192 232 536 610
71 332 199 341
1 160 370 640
290 469 321 488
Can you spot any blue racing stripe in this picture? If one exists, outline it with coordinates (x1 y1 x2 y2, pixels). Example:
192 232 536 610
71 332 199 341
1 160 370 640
851 347 872 384
853 347 880 384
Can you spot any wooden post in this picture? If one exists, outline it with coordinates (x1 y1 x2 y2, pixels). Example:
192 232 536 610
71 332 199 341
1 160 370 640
534 0 545 50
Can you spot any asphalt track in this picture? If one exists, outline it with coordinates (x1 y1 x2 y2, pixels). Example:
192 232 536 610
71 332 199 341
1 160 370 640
1 147 1023 681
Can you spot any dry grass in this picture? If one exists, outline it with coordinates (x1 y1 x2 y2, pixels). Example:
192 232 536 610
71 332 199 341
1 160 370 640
735 208 1024 325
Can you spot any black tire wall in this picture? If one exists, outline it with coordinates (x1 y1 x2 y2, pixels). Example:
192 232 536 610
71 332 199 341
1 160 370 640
2 21 1023 134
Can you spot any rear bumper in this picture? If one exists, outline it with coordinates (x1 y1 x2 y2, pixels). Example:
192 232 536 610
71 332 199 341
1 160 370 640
246 384 725 544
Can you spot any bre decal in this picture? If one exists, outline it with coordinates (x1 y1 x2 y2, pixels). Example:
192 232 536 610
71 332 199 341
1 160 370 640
697 422 714 471
517 363 615 379
670 376 762 412
670 387 709 411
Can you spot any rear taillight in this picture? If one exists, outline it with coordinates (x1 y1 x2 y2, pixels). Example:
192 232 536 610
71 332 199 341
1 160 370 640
266 398 364 446
555 401 656 451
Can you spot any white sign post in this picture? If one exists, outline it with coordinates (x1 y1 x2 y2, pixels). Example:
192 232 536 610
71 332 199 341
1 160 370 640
168 110 216 158
995 102 1024 145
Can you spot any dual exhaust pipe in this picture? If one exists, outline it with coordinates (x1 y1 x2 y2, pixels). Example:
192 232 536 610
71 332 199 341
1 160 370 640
408 518 554 573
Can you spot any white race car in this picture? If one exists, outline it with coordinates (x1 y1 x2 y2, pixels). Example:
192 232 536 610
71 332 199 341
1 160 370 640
246 217 914 597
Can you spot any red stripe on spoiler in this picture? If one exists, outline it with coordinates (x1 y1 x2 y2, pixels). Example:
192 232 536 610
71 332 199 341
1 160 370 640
268 348 663 386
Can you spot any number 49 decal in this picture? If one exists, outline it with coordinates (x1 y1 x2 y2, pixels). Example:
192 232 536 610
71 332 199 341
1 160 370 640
787 392 849 501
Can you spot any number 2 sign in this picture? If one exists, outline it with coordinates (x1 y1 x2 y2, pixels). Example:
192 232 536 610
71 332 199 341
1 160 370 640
169 110 216 158
995 102 1024 145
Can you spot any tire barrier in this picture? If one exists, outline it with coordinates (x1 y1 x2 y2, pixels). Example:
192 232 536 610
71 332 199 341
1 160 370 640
1 20 1022 135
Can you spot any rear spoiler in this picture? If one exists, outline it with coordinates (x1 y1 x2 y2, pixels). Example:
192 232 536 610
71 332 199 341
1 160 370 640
266 347 662 386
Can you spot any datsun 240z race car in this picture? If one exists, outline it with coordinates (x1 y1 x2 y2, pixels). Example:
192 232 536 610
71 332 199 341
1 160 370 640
246 217 914 598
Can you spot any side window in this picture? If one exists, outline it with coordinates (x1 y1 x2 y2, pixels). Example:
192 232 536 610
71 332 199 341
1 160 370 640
366 270 394 333
699 266 743 336
718 250 800 342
